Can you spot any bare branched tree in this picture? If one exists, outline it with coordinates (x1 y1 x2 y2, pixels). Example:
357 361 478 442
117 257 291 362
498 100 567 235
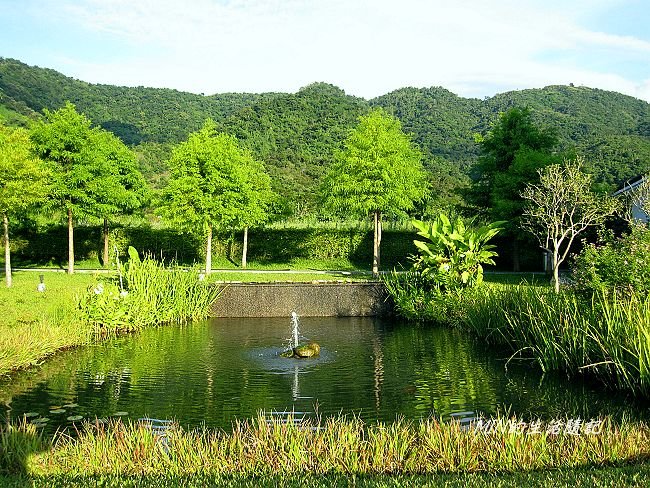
521 157 619 292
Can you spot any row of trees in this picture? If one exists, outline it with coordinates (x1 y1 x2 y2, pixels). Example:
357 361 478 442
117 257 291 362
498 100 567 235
0 104 277 285
1 98 638 290
1 102 432 283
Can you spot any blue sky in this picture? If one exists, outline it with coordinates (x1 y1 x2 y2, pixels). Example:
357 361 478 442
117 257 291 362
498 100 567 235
1 0 649 101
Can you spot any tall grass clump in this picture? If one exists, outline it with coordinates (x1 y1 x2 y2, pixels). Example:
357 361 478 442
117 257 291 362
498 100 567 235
78 247 222 335
458 286 650 396
10 415 649 477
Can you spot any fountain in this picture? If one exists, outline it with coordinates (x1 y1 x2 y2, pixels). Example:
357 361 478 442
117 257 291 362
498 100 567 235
281 312 320 359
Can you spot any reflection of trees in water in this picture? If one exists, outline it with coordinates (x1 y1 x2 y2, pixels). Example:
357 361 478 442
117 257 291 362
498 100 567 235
380 325 498 418
1 318 647 432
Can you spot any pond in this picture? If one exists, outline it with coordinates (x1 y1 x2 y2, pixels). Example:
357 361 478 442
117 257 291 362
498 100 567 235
1 316 647 433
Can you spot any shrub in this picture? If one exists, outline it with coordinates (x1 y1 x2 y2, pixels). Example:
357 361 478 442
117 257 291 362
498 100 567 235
571 225 650 296
411 215 504 291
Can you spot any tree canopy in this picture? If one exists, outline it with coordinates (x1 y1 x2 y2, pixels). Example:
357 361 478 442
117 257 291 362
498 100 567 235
0 123 50 285
159 119 271 273
321 108 427 274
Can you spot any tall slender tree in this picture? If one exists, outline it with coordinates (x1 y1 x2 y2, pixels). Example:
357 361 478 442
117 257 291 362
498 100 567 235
30 102 98 274
321 108 427 275
89 130 148 267
0 124 50 286
160 120 259 274
233 157 275 268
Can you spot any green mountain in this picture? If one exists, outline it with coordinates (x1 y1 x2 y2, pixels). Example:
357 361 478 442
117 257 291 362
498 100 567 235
2 57 649 214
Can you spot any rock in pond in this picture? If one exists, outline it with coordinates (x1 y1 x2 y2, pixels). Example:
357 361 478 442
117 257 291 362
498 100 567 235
280 342 321 359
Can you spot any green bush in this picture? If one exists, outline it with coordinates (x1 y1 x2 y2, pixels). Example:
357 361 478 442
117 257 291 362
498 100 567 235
78 247 221 334
571 225 650 296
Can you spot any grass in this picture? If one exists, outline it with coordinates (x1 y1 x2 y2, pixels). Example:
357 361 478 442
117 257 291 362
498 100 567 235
1 414 648 479
457 286 650 396
2 466 650 487
0 272 96 375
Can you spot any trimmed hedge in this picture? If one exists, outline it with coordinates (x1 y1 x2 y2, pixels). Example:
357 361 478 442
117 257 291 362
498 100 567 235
5 225 418 270
6 224 546 271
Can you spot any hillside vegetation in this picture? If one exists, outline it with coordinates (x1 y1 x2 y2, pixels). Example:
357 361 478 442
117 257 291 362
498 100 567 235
2 57 649 213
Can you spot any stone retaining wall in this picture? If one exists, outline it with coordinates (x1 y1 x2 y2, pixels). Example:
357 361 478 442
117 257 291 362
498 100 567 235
210 282 389 317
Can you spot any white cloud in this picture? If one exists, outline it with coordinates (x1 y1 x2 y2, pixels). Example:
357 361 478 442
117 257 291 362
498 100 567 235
33 0 650 101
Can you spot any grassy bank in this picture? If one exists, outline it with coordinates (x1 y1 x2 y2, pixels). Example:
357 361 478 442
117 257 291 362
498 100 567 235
0 272 95 375
0 254 221 376
1 415 648 479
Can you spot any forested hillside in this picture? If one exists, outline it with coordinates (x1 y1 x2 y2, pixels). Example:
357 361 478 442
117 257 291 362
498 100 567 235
2 57 649 215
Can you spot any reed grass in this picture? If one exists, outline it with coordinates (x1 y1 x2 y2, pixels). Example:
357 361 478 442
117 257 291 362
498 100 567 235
384 269 650 396
456 286 650 396
2 414 646 477
78 256 222 335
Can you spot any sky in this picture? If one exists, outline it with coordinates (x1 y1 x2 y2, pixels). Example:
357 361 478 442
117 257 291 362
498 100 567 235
1 0 649 101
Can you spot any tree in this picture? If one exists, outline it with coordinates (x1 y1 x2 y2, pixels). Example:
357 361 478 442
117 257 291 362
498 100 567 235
521 157 619 292
30 102 135 274
160 120 259 274
472 107 559 270
89 130 148 267
0 124 50 286
321 108 427 275
232 158 275 268
30 102 98 274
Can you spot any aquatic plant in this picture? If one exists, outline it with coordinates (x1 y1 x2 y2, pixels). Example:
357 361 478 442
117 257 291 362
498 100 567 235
79 248 222 335
458 286 650 396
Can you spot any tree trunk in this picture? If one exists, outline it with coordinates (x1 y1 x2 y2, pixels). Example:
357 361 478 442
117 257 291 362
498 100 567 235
3 213 11 288
67 207 74 275
206 224 213 275
103 218 110 268
552 247 560 293
372 210 382 277
242 227 248 269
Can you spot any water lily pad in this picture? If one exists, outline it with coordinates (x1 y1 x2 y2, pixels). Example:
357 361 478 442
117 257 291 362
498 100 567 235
50 408 66 414
32 417 50 423
113 411 129 417
67 415 84 422
23 412 39 418
62 403 78 408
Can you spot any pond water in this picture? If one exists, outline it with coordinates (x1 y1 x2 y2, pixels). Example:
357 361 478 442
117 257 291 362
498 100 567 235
1 316 647 433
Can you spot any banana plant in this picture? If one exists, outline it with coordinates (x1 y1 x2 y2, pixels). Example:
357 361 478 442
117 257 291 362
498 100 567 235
411 214 505 290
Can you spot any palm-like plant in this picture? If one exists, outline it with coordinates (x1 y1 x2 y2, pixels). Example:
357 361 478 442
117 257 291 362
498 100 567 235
411 214 505 290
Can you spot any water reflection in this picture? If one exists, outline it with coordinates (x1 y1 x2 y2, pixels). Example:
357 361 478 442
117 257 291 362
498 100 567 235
0 317 647 434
